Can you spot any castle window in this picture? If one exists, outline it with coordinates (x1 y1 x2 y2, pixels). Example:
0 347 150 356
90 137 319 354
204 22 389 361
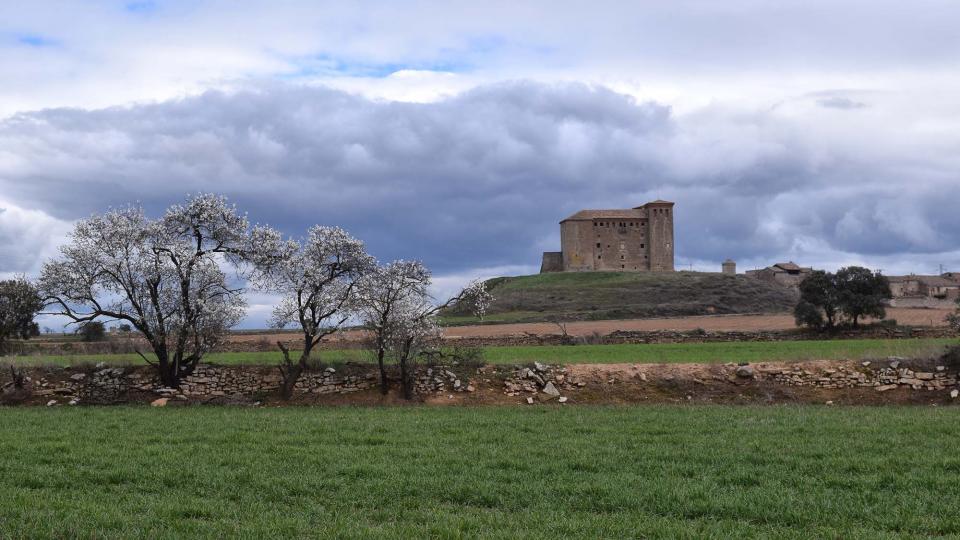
620 255 624 260
621 265 625 269
598 255 602 259
641 244 644 248
596 243 600 248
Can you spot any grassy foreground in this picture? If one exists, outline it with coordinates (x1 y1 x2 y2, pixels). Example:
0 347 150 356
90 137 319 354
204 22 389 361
1 406 959 538
6 337 957 367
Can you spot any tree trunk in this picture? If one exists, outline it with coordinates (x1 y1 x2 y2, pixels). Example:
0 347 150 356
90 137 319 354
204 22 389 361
279 362 304 400
277 341 311 401
154 348 179 388
377 348 389 395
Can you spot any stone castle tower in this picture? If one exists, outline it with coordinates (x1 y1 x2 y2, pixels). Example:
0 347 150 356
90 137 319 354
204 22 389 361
540 200 675 273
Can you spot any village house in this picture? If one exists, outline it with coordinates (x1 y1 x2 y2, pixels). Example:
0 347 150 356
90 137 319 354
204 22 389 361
888 274 960 300
745 262 813 289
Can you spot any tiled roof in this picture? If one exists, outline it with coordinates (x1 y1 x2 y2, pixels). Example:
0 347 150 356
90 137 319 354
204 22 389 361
561 208 648 221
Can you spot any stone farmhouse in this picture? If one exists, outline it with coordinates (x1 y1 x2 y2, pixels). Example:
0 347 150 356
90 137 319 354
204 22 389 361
745 262 813 289
888 274 960 301
540 200 675 273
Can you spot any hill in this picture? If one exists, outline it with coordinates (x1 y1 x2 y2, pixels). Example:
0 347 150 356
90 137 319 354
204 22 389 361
443 271 799 324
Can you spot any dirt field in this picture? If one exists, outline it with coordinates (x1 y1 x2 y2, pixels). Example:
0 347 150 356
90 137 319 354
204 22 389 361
228 307 951 344
439 307 953 338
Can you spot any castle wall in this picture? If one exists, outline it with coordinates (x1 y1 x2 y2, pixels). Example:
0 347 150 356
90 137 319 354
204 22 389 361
592 217 650 271
646 202 674 272
560 221 594 271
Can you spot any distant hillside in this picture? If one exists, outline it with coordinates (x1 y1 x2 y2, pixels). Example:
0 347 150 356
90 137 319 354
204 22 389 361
442 271 798 324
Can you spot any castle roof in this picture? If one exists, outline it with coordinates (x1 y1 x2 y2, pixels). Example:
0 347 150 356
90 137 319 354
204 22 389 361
561 208 647 222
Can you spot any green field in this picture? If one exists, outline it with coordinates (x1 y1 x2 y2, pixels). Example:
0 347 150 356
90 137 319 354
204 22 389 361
4 338 956 367
1 406 958 538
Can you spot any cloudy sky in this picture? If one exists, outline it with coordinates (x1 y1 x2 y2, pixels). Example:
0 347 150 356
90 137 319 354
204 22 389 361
2 0 959 326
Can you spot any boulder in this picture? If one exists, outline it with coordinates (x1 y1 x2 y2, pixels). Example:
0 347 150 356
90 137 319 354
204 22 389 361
150 398 169 407
69 373 86 381
951 389 959 399
541 382 561 397
735 365 754 379
876 384 898 392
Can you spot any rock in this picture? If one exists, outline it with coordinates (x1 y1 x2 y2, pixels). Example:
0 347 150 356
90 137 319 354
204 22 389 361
889 360 901 369
541 382 561 397
466 385 475 392
95 362 107 369
151 398 169 407
324 367 336 374
46 400 57 407
825 400 834 406
876 384 898 392
534 362 547 373
68 399 79 406
915 373 935 381
69 373 86 381
453 380 462 389
735 365 754 379
951 389 959 399
861 361 871 367
558 396 568 403
526 397 534 404
638 372 647 382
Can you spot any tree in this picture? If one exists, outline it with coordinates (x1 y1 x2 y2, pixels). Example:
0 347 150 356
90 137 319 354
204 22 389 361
796 270 841 329
946 298 960 331
258 226 374 400
39 194 269 387
76 321 106 342
793 300 825 330
0 277 43 354
117 323 132 333
355 261 490 399
835 266 891 327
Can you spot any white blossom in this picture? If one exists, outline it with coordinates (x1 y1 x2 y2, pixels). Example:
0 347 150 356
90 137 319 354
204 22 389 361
38 194 269 386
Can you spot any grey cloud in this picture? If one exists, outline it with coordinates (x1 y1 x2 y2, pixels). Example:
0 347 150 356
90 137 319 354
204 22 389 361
817 97 867 110
0 82 957 276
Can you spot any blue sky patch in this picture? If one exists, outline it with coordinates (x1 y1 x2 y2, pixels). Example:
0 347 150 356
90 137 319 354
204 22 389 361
17 34 59 47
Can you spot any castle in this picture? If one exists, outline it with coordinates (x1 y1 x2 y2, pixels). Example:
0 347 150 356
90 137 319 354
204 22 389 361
540 200 675 273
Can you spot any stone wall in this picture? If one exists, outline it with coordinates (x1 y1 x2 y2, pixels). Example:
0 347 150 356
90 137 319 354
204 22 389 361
21 363 476 406
763 359 957 392
444 326 958 348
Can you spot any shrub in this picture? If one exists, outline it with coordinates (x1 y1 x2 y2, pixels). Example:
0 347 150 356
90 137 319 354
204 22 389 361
76 321 106 342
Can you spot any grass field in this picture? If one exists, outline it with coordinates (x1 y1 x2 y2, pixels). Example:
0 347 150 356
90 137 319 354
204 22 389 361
5 338 957 368
0 406 958 538
441 271 799 323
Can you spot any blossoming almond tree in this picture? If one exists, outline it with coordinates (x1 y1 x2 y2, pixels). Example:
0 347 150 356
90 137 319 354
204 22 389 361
257 226 375 400
38 194 271 387
356 260 491 399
